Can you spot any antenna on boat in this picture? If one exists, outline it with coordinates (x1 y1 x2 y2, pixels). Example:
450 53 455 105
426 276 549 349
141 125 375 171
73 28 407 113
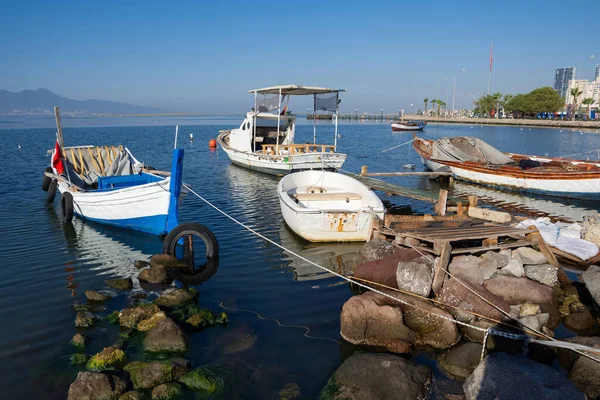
174 125 179 149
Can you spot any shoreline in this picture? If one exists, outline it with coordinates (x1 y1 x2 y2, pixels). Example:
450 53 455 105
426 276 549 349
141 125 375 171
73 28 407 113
415 116 600 129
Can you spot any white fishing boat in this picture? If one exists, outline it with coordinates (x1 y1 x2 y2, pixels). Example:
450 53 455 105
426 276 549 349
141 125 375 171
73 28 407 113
218 85 347 176
277 171 385 242
391 120 426 132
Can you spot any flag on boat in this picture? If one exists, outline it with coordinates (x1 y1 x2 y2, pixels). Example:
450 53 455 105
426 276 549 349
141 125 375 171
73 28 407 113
52 139 65 174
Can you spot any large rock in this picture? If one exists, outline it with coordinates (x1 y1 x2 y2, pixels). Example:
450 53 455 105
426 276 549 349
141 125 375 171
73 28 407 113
439 278 511 322
150 254 188 269
151 383 182 400
481 250 511 268
478 259 498 281
85 290 112 302
137 311 166 332
582 214 600 247
118 392 144 400
71 332 87 348
105 278 133 290
67 372 127 400
582 265 600 307
143 318 186 353
437 342 483 382
518 313 549 332
564 310 600 336
76 311 100 328
340 290 459 352
515 247 547 265
87 346 127 371
119 303 161 329
319 352 431 400
353 248 421 288
124 359 190 389
557 336 600 399
463 352 584 400
154 288 198 308
138 266 169 284
524 264 559 287
178 367 224 393
499 258 524 277
448 256 483 286
483 276 559 328
396 255 434 296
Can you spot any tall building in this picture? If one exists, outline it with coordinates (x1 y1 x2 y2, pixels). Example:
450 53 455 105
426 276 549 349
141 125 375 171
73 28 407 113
596 64 600 80
555 66 576 99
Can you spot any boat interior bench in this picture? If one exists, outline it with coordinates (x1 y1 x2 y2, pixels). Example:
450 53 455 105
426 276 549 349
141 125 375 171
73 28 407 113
98 173 162 190
293 192 362 201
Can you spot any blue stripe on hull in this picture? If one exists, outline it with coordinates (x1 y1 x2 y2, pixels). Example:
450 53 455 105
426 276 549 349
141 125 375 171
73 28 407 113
76 213 170 236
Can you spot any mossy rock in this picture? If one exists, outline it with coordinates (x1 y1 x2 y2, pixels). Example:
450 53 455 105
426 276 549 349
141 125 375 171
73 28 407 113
137 312 167 332
119 329 135 339
76 311 101 328
86 346 127 371
70 333 87 348
151 382 183 400
319 376 347 400
106 311 120 324
185 309 214 328
215 312 228 324
119 391 145 400
178 367 223 393
120 303 161 329
155 288 198 308
70 353 89 365
72 303 91 312
125 359 190 389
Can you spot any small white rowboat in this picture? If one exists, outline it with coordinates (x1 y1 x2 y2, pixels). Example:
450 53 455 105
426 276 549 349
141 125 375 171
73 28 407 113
277 171 385 242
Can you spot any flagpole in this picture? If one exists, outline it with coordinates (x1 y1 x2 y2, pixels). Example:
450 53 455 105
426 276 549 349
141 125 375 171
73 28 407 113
487 41 492 95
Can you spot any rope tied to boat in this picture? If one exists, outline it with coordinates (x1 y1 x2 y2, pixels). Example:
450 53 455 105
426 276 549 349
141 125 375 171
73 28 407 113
380 138 415 153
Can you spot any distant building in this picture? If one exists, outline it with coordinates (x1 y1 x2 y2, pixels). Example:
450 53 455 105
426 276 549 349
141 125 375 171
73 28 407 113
566 78 600 115
555 67 576 99
596 64 600 80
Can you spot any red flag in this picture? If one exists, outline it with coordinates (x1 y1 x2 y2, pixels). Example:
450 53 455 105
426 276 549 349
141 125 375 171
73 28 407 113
489 43 493 72
280 105 287 116
52 140 65 174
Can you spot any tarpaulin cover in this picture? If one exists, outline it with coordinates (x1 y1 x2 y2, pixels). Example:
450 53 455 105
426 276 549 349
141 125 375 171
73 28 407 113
431 136 514 165
62 147 142 188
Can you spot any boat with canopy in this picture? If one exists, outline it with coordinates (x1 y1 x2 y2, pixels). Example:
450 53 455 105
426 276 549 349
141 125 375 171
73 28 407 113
218 84 347 175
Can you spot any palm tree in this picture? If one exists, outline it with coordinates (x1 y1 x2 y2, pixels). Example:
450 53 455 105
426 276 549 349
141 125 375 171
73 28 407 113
424 98 428 115
430 99 437 116
492 92 502 118
582 97 594 119
438 100 447 116
570 87 582 120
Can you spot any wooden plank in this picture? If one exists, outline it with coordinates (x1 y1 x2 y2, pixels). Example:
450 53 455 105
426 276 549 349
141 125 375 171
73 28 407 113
436 189 448 216
468 206 511 223
401 230 531 242
537 234 559 267
432 240 452 294
96 147 105 176
468 195 478 207
451 240 532 255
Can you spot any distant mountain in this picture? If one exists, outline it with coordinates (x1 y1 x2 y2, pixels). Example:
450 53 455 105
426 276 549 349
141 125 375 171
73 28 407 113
0 88 163 115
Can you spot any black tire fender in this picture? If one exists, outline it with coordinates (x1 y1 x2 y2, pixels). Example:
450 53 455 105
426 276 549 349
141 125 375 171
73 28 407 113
42 167 53 191
162 222 219 258
61 192 74 223
46 179 58 203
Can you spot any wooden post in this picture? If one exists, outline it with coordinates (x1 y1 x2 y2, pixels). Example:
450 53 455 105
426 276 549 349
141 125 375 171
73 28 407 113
436 189 448 216
361 166 368 176
468 195 478 207
54 106 65 150
432 240 452 294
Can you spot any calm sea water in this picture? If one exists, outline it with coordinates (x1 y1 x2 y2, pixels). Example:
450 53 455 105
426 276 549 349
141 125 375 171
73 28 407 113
1 117 600 399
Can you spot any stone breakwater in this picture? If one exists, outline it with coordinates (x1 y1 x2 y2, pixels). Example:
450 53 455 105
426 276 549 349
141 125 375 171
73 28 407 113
415 116 600 130
319 239 600 400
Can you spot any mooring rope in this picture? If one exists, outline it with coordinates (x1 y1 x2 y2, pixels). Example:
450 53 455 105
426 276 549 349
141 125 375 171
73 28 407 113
183 184 600 362
380 138 415 153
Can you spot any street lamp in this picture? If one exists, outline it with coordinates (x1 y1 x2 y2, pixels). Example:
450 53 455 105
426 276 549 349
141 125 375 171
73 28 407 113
452 68 466 117
381 109 383 120
355 108 358 120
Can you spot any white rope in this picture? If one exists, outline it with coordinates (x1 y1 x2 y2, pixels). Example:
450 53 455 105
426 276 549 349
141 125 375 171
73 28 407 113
380 138 415 153
480 328 491 361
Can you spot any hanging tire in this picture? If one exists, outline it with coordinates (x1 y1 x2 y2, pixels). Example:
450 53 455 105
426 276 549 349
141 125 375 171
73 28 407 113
61 192 74 223
46 179 58 203
42 167 53 191
162 222 219 258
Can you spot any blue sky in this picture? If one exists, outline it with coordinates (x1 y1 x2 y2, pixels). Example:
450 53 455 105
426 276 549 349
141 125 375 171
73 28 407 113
1 0 598 113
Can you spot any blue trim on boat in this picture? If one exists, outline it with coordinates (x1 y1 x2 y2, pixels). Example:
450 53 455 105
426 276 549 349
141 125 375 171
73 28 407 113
77 213 169 236
167 149 184 232
97 172 163 191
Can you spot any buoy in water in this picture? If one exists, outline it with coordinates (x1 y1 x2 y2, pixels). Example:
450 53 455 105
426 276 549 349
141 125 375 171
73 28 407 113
190 133 194 141
209 139 217 148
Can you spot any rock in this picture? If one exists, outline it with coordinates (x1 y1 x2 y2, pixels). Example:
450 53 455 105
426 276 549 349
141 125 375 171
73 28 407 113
439 278 511 322
438 342 483 382
515 247 547 265
279 383 301 400
134 260 150 269
151 383 182 400
76 311 99 328
582 265 600 307
105 311 120 324
137 312 166 332
519 302 541 317
67 372 127 400
105 278 133 290
481 249 511 268
483 276 560 329
582 214 600 247
319 352 431 400
138 266 169 284
478 260 498 280
119 391 145 400
463 352 584 400
71 333 88 347
71 353 89 365
85 290 112 302
354 248 421 288
154 288 198 308
565 310 600 336
178 367 223 393
557 336 600 398
119 303 161 329
396 255 434 296
524 264 559 286
519 313 549 332
124 359 190 389
150 254 187 269
499 258 524 277
143 318 186 353
448 255 483 286
354 239 397 264
460 319 524 354
87 346 127 371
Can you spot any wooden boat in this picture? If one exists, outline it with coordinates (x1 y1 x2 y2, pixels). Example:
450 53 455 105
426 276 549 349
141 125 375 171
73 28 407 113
218 84 347 176
278 171 385 242
413 134 600 198
391 120 426 132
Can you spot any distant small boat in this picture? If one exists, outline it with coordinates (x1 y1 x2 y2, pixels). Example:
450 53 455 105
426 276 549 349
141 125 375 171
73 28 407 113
391 120 426 132
278 171 385 242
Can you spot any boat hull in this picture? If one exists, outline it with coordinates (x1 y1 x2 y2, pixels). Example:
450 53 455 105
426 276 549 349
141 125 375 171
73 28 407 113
391 123 425 132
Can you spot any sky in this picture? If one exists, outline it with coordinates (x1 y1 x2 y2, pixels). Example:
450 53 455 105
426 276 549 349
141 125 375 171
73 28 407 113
1 0 598 113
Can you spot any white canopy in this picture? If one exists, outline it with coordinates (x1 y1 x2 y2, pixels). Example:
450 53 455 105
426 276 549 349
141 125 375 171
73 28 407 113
248 84 347 96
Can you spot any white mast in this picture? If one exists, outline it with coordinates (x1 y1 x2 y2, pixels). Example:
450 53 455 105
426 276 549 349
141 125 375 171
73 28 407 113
253 91 257 153
334 92 339 150
276 87 281 155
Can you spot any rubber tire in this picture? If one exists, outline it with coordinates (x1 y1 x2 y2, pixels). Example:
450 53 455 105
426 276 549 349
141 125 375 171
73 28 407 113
61 192 74 223
162 222 219 258
42 167 53 191
46 179 58 203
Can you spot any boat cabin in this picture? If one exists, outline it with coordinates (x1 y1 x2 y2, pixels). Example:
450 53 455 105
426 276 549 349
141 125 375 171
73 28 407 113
228 112 296 153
